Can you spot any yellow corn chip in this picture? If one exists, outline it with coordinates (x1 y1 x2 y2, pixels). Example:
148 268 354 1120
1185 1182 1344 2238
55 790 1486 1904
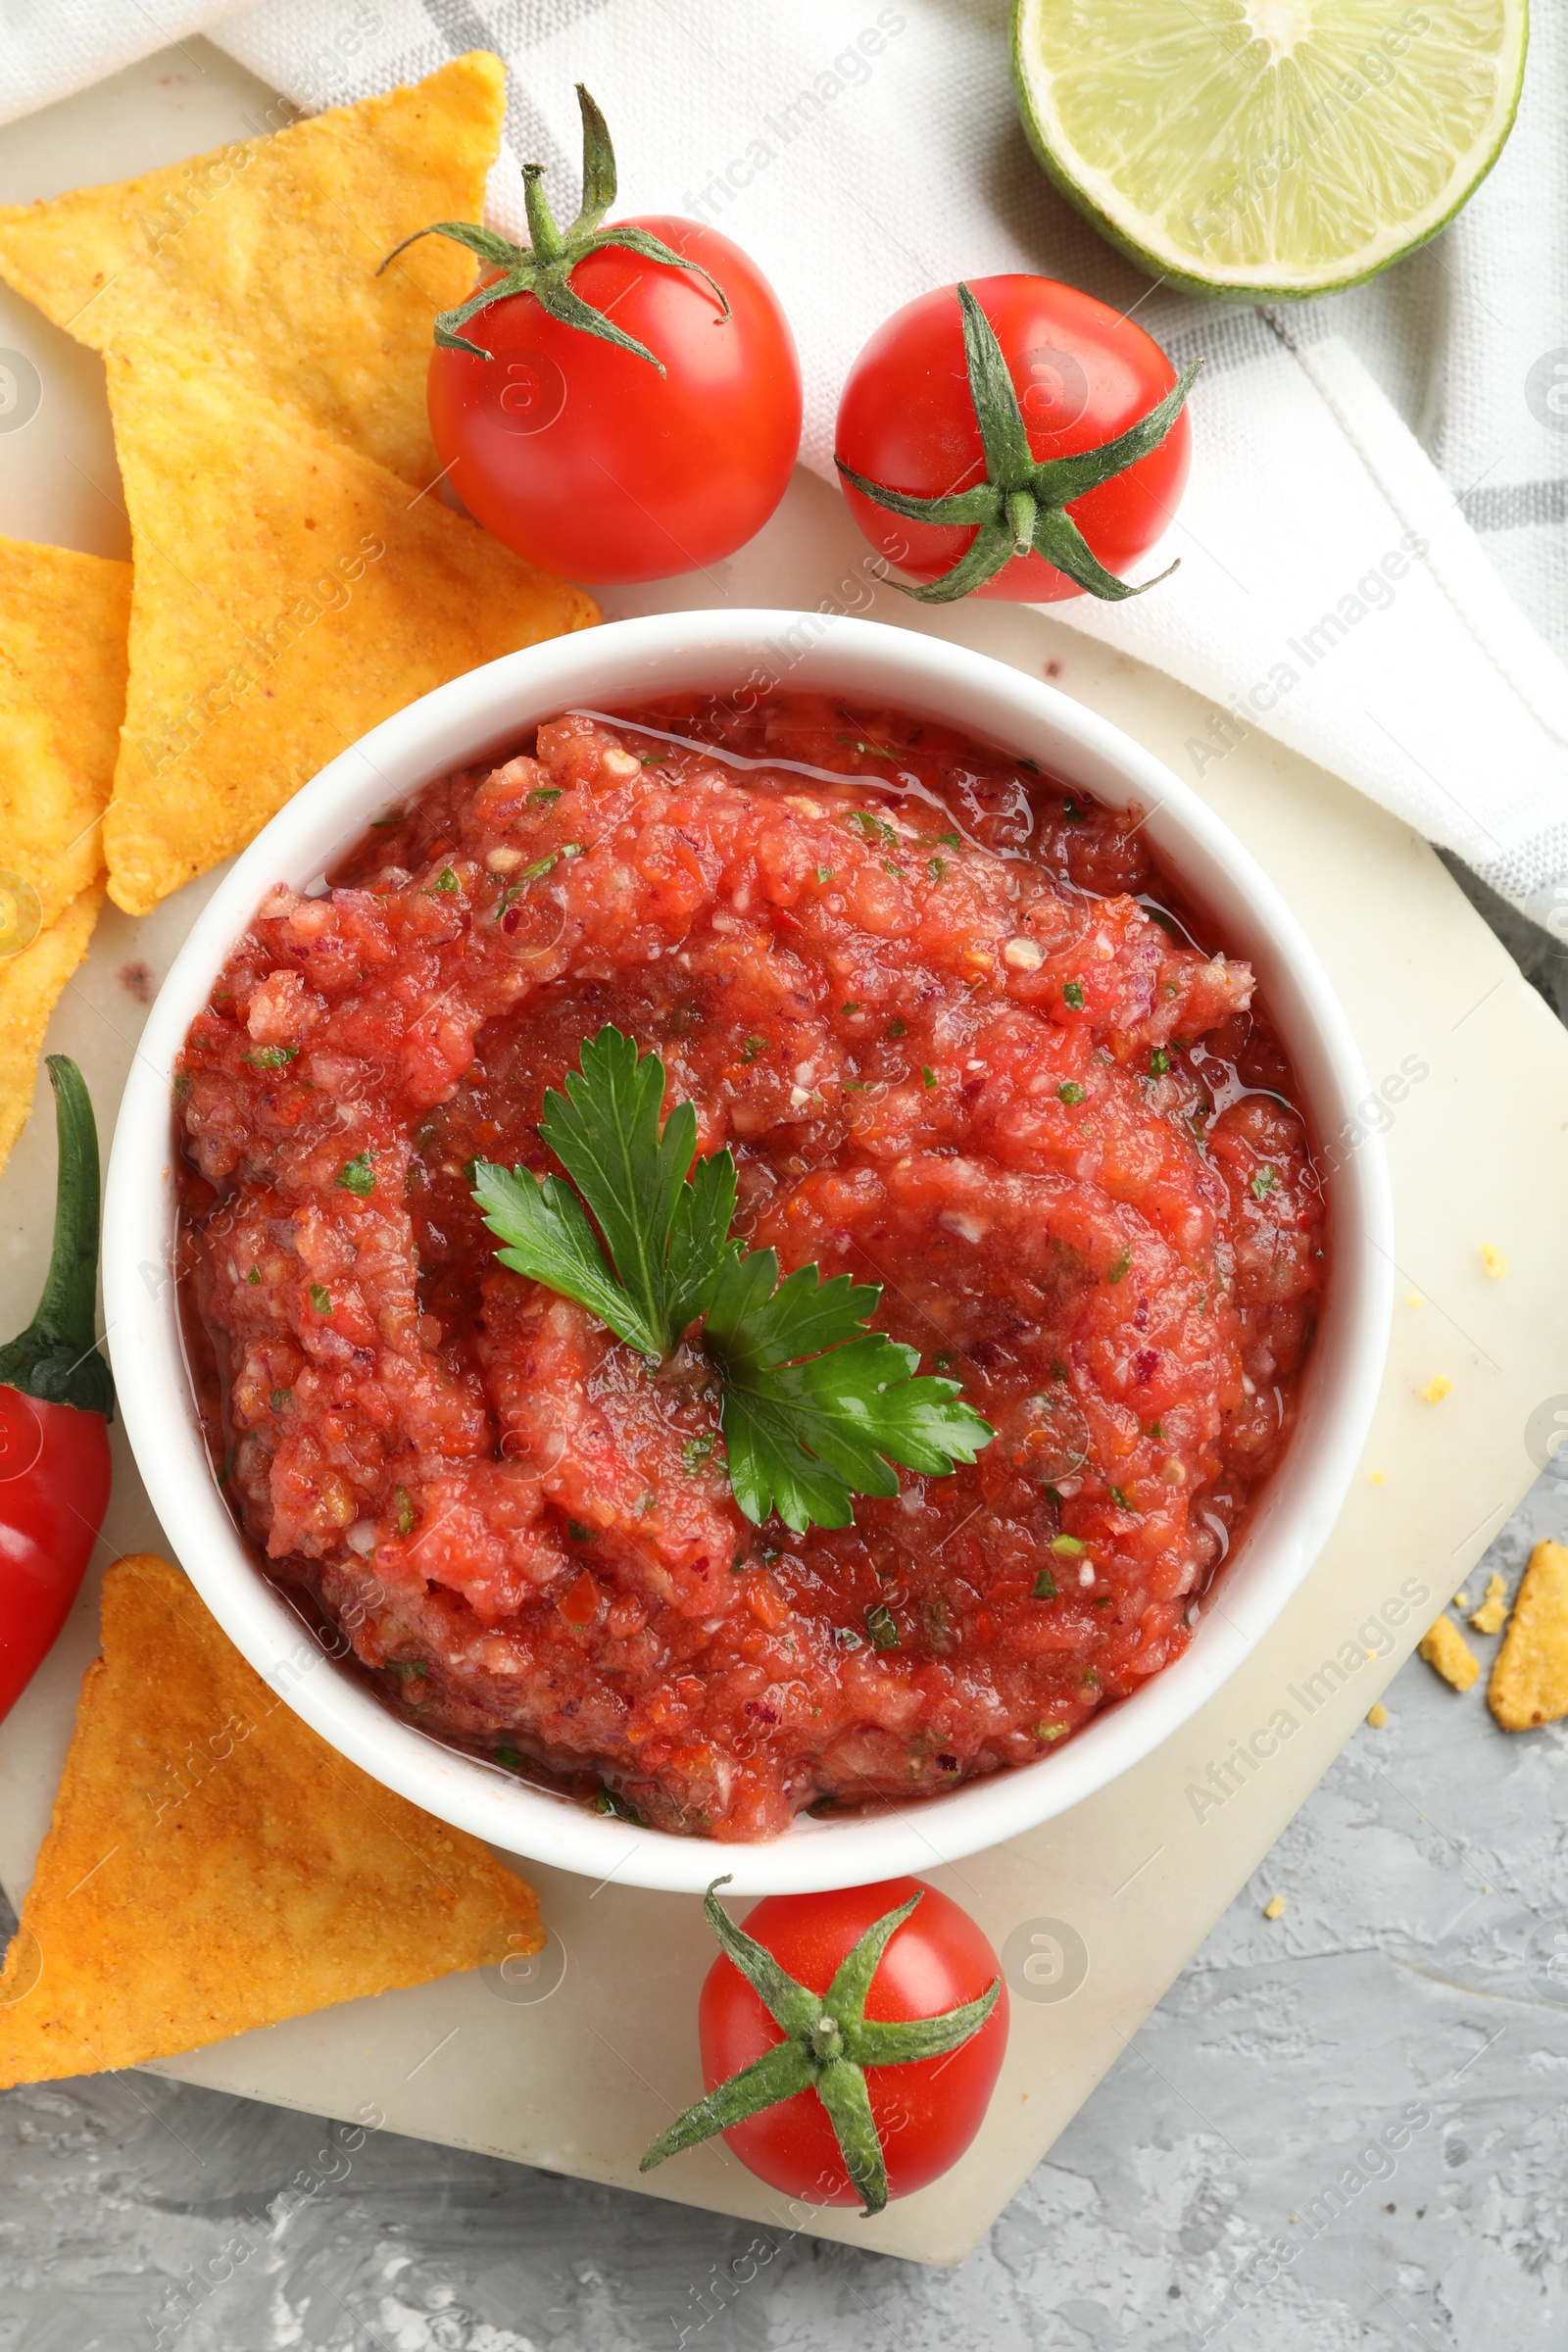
102 335 597 914
0 1553 544 2086
1469 1570 1509 1637
0 880 102 1179
0 54 504 490
1488 1538 1568 1731
1418 1613 1479 1693
0 533 129 935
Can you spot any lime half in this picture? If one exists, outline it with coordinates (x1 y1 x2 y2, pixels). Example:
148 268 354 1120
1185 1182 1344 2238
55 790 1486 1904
1012 0 1528 300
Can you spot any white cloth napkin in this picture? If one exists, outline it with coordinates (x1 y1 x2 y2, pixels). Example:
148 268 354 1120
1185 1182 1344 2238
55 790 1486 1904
5 0 1567 925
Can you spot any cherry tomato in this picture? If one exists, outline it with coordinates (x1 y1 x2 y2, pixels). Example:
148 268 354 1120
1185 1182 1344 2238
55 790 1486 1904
836 273 1191 601
427 220 801 585
697 1877 1008 2207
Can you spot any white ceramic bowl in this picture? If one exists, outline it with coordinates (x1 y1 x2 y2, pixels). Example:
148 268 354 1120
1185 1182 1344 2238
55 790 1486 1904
105 611 1392 1895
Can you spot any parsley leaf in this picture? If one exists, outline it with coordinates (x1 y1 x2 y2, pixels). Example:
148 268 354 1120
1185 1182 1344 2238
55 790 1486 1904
703 1251 991 1535
474 1026 720 1358
495 853 558 918
665 1144 739 1343
472 1157 663 1354
545 1027 702 1339
864 1603 901 1649
472 1026 992 1533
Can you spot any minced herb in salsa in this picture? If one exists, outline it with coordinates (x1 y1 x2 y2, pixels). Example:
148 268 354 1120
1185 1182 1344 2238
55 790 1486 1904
175 692 1325 1839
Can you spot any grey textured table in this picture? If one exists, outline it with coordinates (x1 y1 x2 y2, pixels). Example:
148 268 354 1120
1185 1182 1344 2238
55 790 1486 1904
3 892 1565 2347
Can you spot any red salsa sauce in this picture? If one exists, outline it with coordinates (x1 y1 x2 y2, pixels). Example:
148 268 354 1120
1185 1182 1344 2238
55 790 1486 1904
175 691 1326 1839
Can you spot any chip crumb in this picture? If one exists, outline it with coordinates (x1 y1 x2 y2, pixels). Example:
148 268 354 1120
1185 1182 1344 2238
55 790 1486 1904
1369 1469 1386 1486
1421 1376 1453 1404
1489 1539 1568 1731
1264 1894 1286 1921
1452 1589 1471 1611
1406 1290 1423 1307
1419 1613 1480 1692
1366 1703 1388 1728
1480 1244 1507 1281
1470 1572 1509 1637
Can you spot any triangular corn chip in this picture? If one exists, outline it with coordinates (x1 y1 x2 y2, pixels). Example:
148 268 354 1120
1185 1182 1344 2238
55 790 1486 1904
102 335 597 913
0 1554 544 2086
0 879 102 1179
1489 1538 1568 1731
0 54 505 490
0 531 129 934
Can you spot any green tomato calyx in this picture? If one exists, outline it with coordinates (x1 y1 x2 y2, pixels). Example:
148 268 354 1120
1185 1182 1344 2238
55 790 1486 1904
379 84 728 374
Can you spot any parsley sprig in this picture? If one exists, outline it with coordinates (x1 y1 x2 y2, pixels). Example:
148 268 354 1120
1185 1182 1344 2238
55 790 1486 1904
471 1027 993 1533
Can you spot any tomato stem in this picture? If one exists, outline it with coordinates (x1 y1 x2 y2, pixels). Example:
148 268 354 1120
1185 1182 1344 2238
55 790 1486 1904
834 281 1202 604
520 163 566 268
379 85 730 375
639 1877 1000 2216
0 1057 114 1420
1004 486 1037 558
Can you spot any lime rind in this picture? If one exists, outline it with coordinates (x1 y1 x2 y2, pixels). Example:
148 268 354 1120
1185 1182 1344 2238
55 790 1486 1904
1011 0 1529 302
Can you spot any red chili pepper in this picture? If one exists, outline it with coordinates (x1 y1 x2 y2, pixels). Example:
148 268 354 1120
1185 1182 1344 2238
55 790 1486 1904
0 1056 114 1725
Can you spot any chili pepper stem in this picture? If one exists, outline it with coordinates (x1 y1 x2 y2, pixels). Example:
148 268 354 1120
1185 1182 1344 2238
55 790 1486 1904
0 1056 114 1420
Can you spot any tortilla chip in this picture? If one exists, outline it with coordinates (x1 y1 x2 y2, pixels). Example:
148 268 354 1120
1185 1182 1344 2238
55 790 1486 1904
101 335 597 914
0 54 504 490
0 880 102 1180
0 534 130 935
1418 1613 1479 1693
0 1553 543 2085
1488 1538 1568 1731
